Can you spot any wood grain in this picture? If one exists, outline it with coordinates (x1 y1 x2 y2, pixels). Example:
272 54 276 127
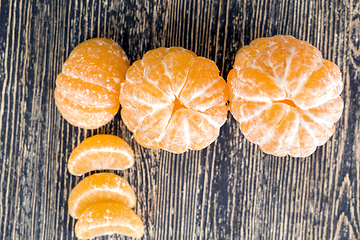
0 0 359 239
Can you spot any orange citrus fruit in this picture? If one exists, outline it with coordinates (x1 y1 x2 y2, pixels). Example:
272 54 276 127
55 38 129 129
119 47 229 153
68 134 134 175
75 202 144 239
228 35 344 157
68 173 136 219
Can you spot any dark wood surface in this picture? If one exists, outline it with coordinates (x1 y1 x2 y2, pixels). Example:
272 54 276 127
1 0 359 239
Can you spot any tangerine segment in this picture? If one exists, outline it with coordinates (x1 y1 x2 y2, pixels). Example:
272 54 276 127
56 73 119 108
68 134 134 176
120 106 153 132
68 38 129 78
55 38 128 129
133 129 161 149
62 56 122 92
120 47 229 153
179 57 228 112
145 62 174 95
68 173 136 219
229 35 344 157
306 96 343 123
55 88 119 129
163 51 195 96
75 202 144 239
259 109 298 157
158 108 221 153
139 104 173 140
240 104 290 144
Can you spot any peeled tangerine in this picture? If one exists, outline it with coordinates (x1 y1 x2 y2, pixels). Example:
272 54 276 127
119 47 229 153
228 35 344 157
55 38 129 129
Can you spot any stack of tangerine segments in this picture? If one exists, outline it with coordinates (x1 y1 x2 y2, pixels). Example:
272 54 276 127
67 135 144 239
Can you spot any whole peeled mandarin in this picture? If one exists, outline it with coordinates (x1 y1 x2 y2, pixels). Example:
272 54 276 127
228 35 344 157
119 47 229 153
55 38 129 129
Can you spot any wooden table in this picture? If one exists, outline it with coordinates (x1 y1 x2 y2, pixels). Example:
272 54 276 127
1 0 359 239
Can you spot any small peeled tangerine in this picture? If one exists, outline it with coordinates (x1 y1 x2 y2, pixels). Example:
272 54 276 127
119 47 229 153
228 35 344 157
55 38 129 129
